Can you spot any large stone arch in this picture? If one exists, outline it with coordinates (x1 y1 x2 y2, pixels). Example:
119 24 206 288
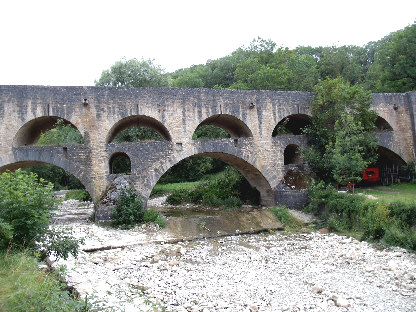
191 114 253 140
106 115 171 143
13 116 84 147
145 150 274 207
0 159 93 198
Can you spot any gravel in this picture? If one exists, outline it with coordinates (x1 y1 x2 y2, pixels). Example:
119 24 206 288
53 199 416 312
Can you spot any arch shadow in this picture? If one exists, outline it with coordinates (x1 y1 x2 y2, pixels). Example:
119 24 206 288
375 116 393 131
13 116 83 147
273 114 311 136
107 115 171 143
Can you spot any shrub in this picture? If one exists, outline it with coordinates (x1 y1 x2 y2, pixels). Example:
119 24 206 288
0 170 81 260
305 181 364 230
65 189 91 201
387 201 416 228
383 225 416 250
112 188 167 229
361 203 391 239
143 209 167 228
166 189 190 205
112 188 144 228
0 170 55 249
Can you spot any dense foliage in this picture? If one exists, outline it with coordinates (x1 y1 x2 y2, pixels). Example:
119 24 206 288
95 58 170 87
37 119 83 146
169 23 416 93
305 182 416 250
0 170 80 260
112 188 166 229
166 166 260 209
302 77 378 184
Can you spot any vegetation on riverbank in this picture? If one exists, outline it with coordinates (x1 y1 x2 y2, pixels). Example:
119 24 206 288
0 252 97 312
304 182 416 251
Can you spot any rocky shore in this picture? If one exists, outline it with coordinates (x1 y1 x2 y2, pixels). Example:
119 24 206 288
52 199 416 311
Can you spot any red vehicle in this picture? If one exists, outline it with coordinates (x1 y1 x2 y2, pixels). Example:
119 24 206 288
363 168 380 182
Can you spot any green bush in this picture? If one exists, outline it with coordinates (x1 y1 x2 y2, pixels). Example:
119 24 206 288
65 189 91 201
361 203 391 239
383 224 416 250
0 251 95 312
305 181 364 230
387 201 416 228
112 188 166 229
306 181 416 251
112 188 144 228
0 170 55 249
0 170 81 260
166 189 190 205
143 209 167 228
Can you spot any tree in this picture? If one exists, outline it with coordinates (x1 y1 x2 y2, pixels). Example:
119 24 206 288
329 113 378 190
37 119 83 146
366 23 416 92
303 77 378 182
95 58 171 87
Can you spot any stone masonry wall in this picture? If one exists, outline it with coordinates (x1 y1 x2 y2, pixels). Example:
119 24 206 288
0 86 415 215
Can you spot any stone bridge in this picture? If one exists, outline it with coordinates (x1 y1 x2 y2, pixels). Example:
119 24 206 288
0 86 415 213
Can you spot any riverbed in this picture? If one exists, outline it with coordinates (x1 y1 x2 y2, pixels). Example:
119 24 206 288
52 198 416 311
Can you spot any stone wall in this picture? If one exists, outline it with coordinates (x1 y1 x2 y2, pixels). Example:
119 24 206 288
0 86 415 215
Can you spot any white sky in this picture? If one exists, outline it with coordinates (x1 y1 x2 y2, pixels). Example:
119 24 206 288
0 0 415 86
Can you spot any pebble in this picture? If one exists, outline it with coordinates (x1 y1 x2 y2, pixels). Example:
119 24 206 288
53 199 416 312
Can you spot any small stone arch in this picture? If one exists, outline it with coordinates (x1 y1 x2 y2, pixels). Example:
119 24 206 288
194 114 253 139
13 116 83 147
109 152 131 174
106 115 171 143
284 144 302 165
273 114 311 136
375 116 393 131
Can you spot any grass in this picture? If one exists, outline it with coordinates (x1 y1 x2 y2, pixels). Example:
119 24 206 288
0 251 95 312
356 183 416 203
150 181 200 197
269 206 303 231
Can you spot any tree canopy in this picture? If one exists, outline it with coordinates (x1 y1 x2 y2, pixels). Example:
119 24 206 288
302 77 378 183
95 58 171 87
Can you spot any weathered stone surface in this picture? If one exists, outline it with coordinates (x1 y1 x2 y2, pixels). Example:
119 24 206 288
1 86 415 218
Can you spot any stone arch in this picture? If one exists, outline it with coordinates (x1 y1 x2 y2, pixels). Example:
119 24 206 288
109 152 131 174
376 146 406 168
106 115 171 143
375 116 393 131
284 144 301 165
149 151 274 206
273 114 311 136
0 160 93 198
13 116 83 147
194 114 253 139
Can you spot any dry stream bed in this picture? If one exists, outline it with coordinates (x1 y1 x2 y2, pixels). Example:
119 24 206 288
51 197 416 311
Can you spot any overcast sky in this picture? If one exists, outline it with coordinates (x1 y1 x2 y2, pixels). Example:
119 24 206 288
0 0 415 86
